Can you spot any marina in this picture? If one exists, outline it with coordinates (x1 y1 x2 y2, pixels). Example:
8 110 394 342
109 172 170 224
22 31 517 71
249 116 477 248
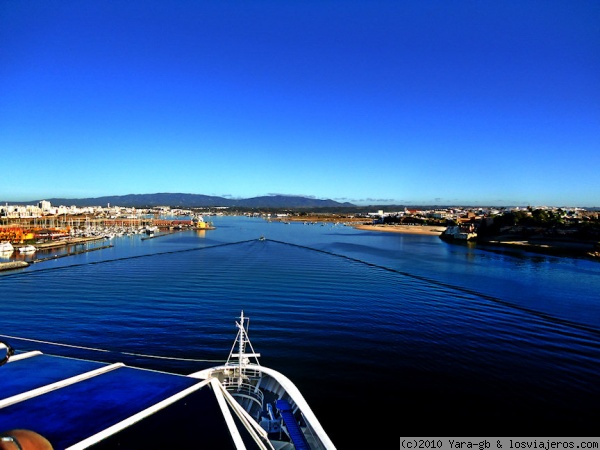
0 217 216 271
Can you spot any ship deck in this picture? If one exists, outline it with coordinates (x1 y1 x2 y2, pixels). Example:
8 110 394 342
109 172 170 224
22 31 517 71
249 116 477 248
0 351 263 449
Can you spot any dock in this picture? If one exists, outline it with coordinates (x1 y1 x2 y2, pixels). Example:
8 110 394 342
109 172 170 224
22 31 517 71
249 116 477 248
32 245 113 263
0 243 114 271
141 232 174 241
34 236 105 250
0 261 30 272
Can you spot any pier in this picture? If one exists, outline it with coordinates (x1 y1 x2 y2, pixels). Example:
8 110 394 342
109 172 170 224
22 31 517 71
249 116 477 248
141 232 174 240
31 245 113 263
0 261 29 272
34 236 106 250
0 236 116 272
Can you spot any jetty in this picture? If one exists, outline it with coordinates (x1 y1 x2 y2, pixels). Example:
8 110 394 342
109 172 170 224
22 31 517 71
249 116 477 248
0 261 29 272
0 239 115 271
140 230 184 241
34 236 105 250
32 245 113 263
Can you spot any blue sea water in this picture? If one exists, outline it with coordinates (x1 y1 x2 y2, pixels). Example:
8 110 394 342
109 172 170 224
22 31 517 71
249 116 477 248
1 216 599 447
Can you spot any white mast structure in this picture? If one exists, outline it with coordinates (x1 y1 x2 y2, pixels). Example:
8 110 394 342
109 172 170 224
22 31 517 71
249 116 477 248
226 311 261 389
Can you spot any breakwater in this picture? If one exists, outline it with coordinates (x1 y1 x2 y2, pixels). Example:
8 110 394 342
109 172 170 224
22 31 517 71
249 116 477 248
31 245 113 263
0 261 29 272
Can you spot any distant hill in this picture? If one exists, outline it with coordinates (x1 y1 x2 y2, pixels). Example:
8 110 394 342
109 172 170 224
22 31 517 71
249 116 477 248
2 193 355 208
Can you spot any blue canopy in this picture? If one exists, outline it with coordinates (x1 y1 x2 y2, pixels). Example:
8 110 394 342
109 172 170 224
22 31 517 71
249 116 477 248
0 352 237 449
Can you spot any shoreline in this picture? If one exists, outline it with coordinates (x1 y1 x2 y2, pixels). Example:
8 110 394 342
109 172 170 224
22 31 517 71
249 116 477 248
355 224 600 260
269 216 448 236
477 237 599 260
353 224 446 236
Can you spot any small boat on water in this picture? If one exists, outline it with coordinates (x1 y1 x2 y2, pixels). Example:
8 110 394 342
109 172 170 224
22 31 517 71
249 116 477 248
0 312 336 449
17 245 36 253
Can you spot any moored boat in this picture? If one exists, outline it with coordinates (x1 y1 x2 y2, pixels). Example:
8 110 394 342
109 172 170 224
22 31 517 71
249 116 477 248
143 225 158 236
17 245 36 253
194 215 216 230
0 242 14 253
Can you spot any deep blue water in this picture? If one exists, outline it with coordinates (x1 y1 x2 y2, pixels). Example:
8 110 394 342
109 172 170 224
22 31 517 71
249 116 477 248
1 216 600 447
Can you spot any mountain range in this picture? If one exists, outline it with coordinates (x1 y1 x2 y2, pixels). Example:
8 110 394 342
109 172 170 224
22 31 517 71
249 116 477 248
3 193 356 209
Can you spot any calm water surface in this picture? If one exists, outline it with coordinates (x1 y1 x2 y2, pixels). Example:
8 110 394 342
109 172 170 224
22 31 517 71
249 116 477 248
1 216 599 447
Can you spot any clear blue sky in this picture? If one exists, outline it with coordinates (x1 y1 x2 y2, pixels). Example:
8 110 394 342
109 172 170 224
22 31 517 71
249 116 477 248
1 1 598 207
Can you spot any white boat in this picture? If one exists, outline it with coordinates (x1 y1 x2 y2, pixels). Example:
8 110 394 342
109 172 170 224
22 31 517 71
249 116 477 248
0 312 336 449
17 245 36 253
144 225 158 236
0 242 13 253
440 225 477 241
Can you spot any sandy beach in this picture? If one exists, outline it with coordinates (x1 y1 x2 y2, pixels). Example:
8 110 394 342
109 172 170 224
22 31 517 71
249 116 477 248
354 224 446 236
271 216 447 236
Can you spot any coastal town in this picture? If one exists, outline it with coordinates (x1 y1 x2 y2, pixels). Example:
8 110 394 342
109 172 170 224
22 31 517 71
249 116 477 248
0 200 218 271
1 200 599 266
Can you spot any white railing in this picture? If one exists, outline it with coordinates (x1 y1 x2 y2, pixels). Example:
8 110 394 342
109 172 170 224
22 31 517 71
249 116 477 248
222 380 264 408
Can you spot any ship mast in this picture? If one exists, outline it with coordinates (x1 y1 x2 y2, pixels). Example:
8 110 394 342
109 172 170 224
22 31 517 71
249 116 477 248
226 311 261 388
238 311 245 373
